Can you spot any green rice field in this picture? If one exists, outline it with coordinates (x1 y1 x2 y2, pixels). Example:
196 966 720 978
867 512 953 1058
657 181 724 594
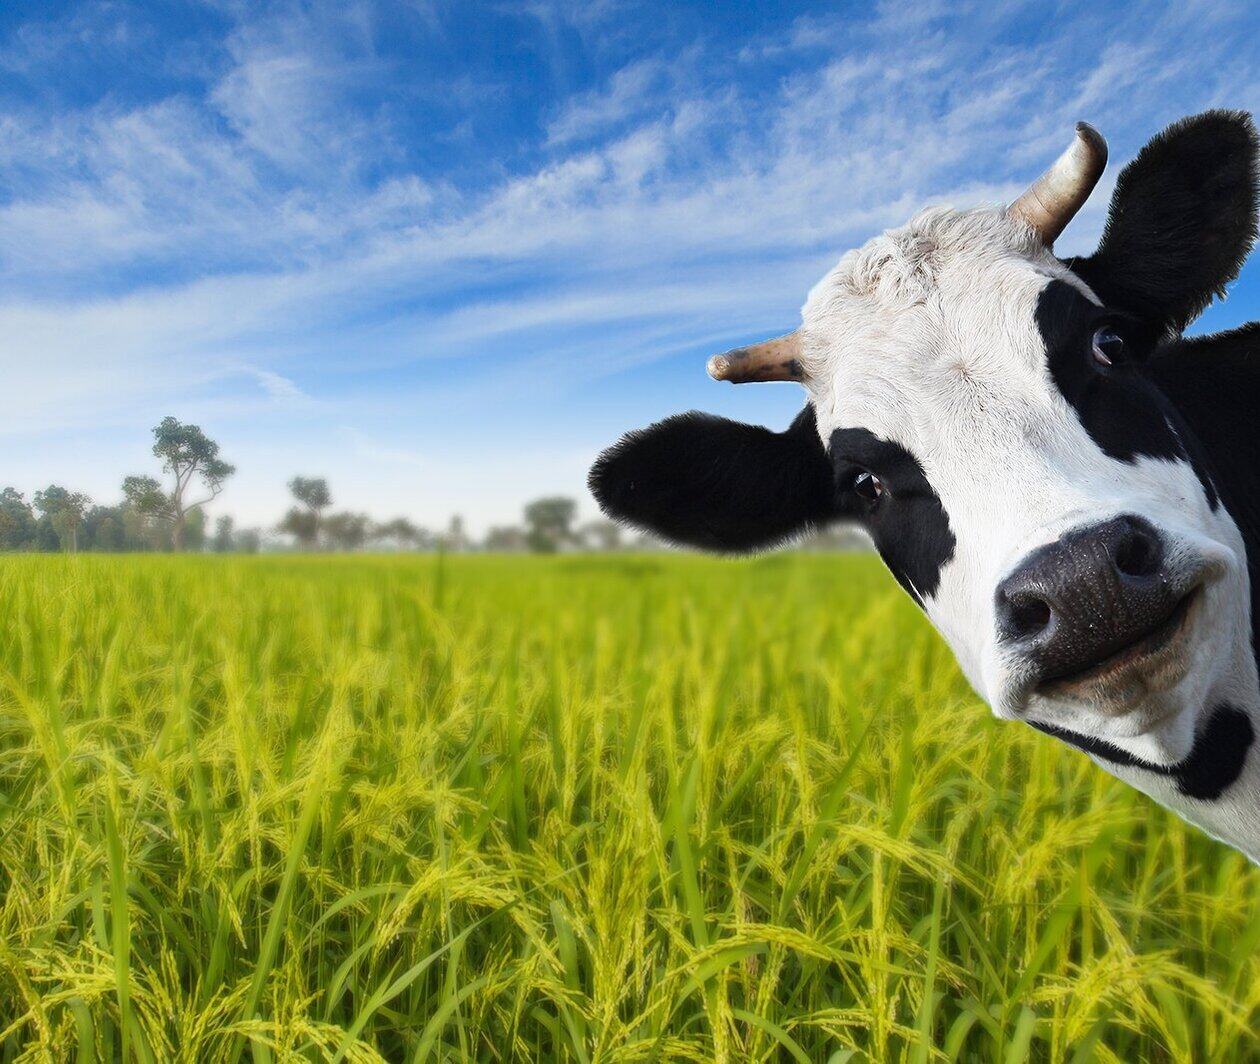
0 553 1257 1061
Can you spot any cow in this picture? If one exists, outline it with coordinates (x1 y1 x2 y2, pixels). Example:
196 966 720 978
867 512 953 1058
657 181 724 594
589 111 1260 862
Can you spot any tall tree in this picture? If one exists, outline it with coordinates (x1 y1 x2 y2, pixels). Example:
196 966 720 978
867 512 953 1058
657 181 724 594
280 477 330 549
0 488 36 551
212 515 235 553
323 511 369 551
523 497 577 554
277 507 318 548
125 417 235 550
33 486 91 552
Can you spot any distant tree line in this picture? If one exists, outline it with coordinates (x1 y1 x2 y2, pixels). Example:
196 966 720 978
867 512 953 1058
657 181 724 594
0 417 252 553
271 481 634 553
1 416 871 554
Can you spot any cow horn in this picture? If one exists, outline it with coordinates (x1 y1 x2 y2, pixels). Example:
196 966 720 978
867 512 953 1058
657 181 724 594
1008 122 1108 246
707 332 804 383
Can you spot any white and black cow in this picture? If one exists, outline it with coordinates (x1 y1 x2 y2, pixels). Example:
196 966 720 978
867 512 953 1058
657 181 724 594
590 111 1260 862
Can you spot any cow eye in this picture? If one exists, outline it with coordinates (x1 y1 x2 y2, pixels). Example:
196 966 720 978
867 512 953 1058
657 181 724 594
1091 325 1125 367
851 470 885 503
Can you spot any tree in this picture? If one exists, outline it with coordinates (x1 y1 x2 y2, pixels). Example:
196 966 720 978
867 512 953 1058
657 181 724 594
122 475 171 550
372 516 424 550
116 487 168 551
184 508 207 551
125 417 235 550
122 475 164 511
437 514 470 552
483 525 526 551
0 489 36 551
277 508 317 548
523 497 577 553
323 511 369 551
94 515 124 551
579 519 622 551
212 515 235 553
83 504 126 551
287 477 332 548
33 485 91 552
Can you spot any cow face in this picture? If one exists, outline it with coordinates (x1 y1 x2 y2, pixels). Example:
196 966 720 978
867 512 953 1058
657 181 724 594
798 206 1251 762
591 111 1259 779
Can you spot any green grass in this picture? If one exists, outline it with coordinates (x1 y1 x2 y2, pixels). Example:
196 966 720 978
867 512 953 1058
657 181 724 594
0 553 1257 1062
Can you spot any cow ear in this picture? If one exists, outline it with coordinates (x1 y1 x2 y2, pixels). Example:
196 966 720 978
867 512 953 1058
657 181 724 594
588 404 836 552
1070 110 1259 335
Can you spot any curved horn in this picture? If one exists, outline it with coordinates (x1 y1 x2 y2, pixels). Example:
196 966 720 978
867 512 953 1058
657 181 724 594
707 332 804 384
1008 122 1108 246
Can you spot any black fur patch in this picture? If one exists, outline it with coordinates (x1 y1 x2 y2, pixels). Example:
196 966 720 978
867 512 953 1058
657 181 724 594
1068 110 1259 337
1151 326 1260 649
1037 280 1184 463
828 428 956 603
1035 280 1221 510
1029 704 1255 801
588 405 835 552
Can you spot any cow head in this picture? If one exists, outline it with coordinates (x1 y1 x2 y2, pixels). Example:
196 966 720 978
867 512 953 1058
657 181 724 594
591 112 1260 809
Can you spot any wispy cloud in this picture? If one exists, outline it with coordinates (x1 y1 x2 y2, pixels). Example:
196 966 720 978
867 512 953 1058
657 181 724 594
545 58 668 146
338 427 426 467
240 367 315 404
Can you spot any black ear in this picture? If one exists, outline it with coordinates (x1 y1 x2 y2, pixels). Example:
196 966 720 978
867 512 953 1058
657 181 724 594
588 404 836 552
1070 110 1258 335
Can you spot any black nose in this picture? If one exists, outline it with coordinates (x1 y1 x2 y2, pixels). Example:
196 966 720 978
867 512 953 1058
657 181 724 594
996 515 1182 684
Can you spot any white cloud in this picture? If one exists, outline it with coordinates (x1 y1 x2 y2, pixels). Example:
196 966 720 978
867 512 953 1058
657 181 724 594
210 1 389 176
545 58 666 146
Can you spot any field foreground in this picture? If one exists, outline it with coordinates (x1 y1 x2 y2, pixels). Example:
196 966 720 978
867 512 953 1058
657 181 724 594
0 553 1257 1061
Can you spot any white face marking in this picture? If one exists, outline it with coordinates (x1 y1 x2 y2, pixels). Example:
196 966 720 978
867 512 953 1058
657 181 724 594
797 206 1256 775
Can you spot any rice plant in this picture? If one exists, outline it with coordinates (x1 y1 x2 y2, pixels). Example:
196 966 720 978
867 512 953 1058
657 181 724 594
0 553 1256 1061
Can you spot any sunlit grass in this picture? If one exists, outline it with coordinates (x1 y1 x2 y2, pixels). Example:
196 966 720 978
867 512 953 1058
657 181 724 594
0 553 1257 1061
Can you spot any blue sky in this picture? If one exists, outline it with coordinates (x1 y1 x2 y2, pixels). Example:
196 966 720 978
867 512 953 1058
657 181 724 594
2 1 1260 532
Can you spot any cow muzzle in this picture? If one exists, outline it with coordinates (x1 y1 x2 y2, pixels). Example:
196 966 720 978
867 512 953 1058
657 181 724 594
994 515 1217 709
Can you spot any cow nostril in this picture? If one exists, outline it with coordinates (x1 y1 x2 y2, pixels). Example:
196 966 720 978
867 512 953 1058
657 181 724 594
1003 593 1053 640
1113 521 1162 578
